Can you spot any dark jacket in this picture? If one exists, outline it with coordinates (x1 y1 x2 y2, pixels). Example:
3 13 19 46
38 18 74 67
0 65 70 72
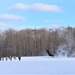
46 49 54 56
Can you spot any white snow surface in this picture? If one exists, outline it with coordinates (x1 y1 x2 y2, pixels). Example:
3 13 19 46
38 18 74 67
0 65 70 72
0 56 75 75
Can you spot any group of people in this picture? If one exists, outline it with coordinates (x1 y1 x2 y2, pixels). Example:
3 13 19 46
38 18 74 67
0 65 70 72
0 56 21 61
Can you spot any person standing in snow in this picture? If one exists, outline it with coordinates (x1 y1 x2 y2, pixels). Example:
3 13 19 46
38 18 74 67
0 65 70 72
45 47 54 56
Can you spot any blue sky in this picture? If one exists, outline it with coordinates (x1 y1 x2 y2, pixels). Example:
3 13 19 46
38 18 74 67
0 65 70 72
0 0 75 30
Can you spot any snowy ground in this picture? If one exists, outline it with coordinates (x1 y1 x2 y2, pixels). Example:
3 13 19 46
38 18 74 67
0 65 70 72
0 56 75 75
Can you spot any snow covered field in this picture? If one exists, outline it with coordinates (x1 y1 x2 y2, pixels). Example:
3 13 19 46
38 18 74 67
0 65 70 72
0 56 75 75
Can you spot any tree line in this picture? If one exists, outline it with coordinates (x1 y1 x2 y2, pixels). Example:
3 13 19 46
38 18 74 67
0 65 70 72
0 27 75 60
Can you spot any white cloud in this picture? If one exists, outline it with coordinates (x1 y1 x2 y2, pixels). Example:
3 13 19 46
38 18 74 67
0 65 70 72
44 20 50 23
0 14 25 21
12 3 63 12
31 3 63 12
0 23 13 26
50 24 60 28
13 3 29 10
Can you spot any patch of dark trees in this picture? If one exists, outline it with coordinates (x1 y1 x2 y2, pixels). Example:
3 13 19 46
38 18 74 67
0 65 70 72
0 27 75 61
